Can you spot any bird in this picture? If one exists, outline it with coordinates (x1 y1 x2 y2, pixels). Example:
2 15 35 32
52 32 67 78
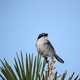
36 33 64 63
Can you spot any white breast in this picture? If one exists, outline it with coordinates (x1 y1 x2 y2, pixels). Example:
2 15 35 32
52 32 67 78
36 37 49 56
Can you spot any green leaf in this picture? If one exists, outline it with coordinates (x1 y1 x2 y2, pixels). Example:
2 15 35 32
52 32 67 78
0 59 17 80
61 71 67 80
53 72 57 80
14 57 22 80
74 74 79 80
68 72 75 80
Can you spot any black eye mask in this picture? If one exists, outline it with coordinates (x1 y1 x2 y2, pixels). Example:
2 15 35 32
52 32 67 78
37 33 48 40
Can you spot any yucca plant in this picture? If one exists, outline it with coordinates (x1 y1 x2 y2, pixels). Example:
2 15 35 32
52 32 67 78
0 52 47 80
0 51 80 80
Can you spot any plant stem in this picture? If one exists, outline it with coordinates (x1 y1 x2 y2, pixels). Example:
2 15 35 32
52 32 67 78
48 60 55 80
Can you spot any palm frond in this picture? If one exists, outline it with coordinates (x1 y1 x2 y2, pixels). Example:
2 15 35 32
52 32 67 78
0 52 80 80
74 74 79 80
61 71 67 80
68 72 75 80
53 72 58 80
0 59 17 80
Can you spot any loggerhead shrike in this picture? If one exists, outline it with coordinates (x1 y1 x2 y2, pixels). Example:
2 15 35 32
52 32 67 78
36 33 64 63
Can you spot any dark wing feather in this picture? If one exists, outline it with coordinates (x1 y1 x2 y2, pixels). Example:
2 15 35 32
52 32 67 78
45 40 64 63
44 40 56 54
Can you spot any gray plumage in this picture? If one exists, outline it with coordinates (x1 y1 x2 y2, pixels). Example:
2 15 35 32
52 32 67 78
36 33 64 63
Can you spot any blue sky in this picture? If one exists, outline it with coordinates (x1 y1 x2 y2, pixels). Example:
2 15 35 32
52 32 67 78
0 0 80 73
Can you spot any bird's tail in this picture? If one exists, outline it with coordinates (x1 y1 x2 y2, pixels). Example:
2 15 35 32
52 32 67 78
54 54 64 63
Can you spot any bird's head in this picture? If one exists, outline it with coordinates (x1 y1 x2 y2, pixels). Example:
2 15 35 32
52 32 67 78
37 33 48 40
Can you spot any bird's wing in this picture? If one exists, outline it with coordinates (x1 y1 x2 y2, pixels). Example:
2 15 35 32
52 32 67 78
44 40 56 54
45 40 64 63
